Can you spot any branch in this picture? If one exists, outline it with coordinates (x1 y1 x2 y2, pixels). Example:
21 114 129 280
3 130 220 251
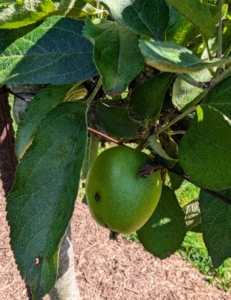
168 168 231 205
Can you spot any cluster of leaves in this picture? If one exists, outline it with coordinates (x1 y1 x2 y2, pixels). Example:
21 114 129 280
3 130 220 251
1 0 231 298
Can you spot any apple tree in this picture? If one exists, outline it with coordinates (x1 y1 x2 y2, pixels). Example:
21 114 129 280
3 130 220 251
0 0 231 299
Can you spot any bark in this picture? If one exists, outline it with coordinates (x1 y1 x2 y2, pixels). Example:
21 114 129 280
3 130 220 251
49 224 81 300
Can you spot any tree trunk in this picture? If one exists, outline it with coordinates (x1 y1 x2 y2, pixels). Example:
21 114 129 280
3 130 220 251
49 224 81 300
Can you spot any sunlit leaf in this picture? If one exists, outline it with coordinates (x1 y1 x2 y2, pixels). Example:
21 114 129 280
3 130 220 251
179 105 231 190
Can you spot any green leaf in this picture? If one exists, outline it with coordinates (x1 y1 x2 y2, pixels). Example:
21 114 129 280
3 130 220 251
15 84 74 159
203 76 231 119
83 18 144 96
148 135 178 168
0 0 54 28
55 0 102 18
98 0 169 40
182 199 201 232
179 105 231 190
172 70 212 111
0 16 97 85
137 186 186 259
97 100 139 138
165 0 216 41
6 102 87 299
129 72 174 119
139 40 231 73
168 172 183 191
166 6 193 45
199 189 231 268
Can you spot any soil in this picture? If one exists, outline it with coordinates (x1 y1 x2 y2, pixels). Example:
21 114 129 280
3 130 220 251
0 180 231 300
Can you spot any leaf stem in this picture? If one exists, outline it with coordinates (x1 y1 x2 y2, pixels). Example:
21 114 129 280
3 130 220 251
86 77 102 107
204 38 212 61
217 0 223 59
210 67 231 87
179 74 203 89
158 106 196 135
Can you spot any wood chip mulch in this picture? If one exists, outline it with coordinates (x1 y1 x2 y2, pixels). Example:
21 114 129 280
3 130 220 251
0 181 230 300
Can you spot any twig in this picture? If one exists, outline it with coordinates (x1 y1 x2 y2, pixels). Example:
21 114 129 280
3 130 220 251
168 168 231 205
158 106 196 135
7 90 31 103
87 127 119 144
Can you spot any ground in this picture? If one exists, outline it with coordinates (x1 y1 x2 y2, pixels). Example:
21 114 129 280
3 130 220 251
0 180 230 300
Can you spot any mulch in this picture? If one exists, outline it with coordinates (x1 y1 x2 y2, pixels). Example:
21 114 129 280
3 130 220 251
0 179 230 300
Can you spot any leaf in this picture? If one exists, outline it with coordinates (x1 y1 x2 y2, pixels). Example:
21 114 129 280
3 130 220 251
97 100 139 138
137 186 186 259
199 189 231 268
172 70 212 111
55 0 101 18
0 0 54 28
165 0 216 41
179 105 231 190
83 18 144 96
98 0 169 40
148 134 178 168
15 84 74 159
166 6 193 45
182 199 201 232
129 72 175 119
64 82 87 101
139 40 231 73
203 76 231 119
7 102 87 299
168 172 183 191
0 16 97 85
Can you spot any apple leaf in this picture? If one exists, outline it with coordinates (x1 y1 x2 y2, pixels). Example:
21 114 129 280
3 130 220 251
6 102 87 299
199 190 231 268
15 84 74 159
165 0 216 41
148 135 178 169
168 172 183 191
0 0 54 28
137 186 186 259
83 18 144 96
129 72 174 119
166 6 193 45
179 105 231 190
182 199 201 232
139 40 231 73
0 16 97 85
98 0 169 40
55 0 100 18
97 100 139 138
203 76 231 119
172 70 212 111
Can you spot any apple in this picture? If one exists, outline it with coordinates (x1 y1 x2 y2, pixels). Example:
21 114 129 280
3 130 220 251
85 146 162 234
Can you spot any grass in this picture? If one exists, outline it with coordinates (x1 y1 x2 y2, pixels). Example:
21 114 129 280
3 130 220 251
124 180 231 293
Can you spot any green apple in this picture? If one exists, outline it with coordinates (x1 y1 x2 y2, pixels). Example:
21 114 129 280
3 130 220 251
86 146 162 234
